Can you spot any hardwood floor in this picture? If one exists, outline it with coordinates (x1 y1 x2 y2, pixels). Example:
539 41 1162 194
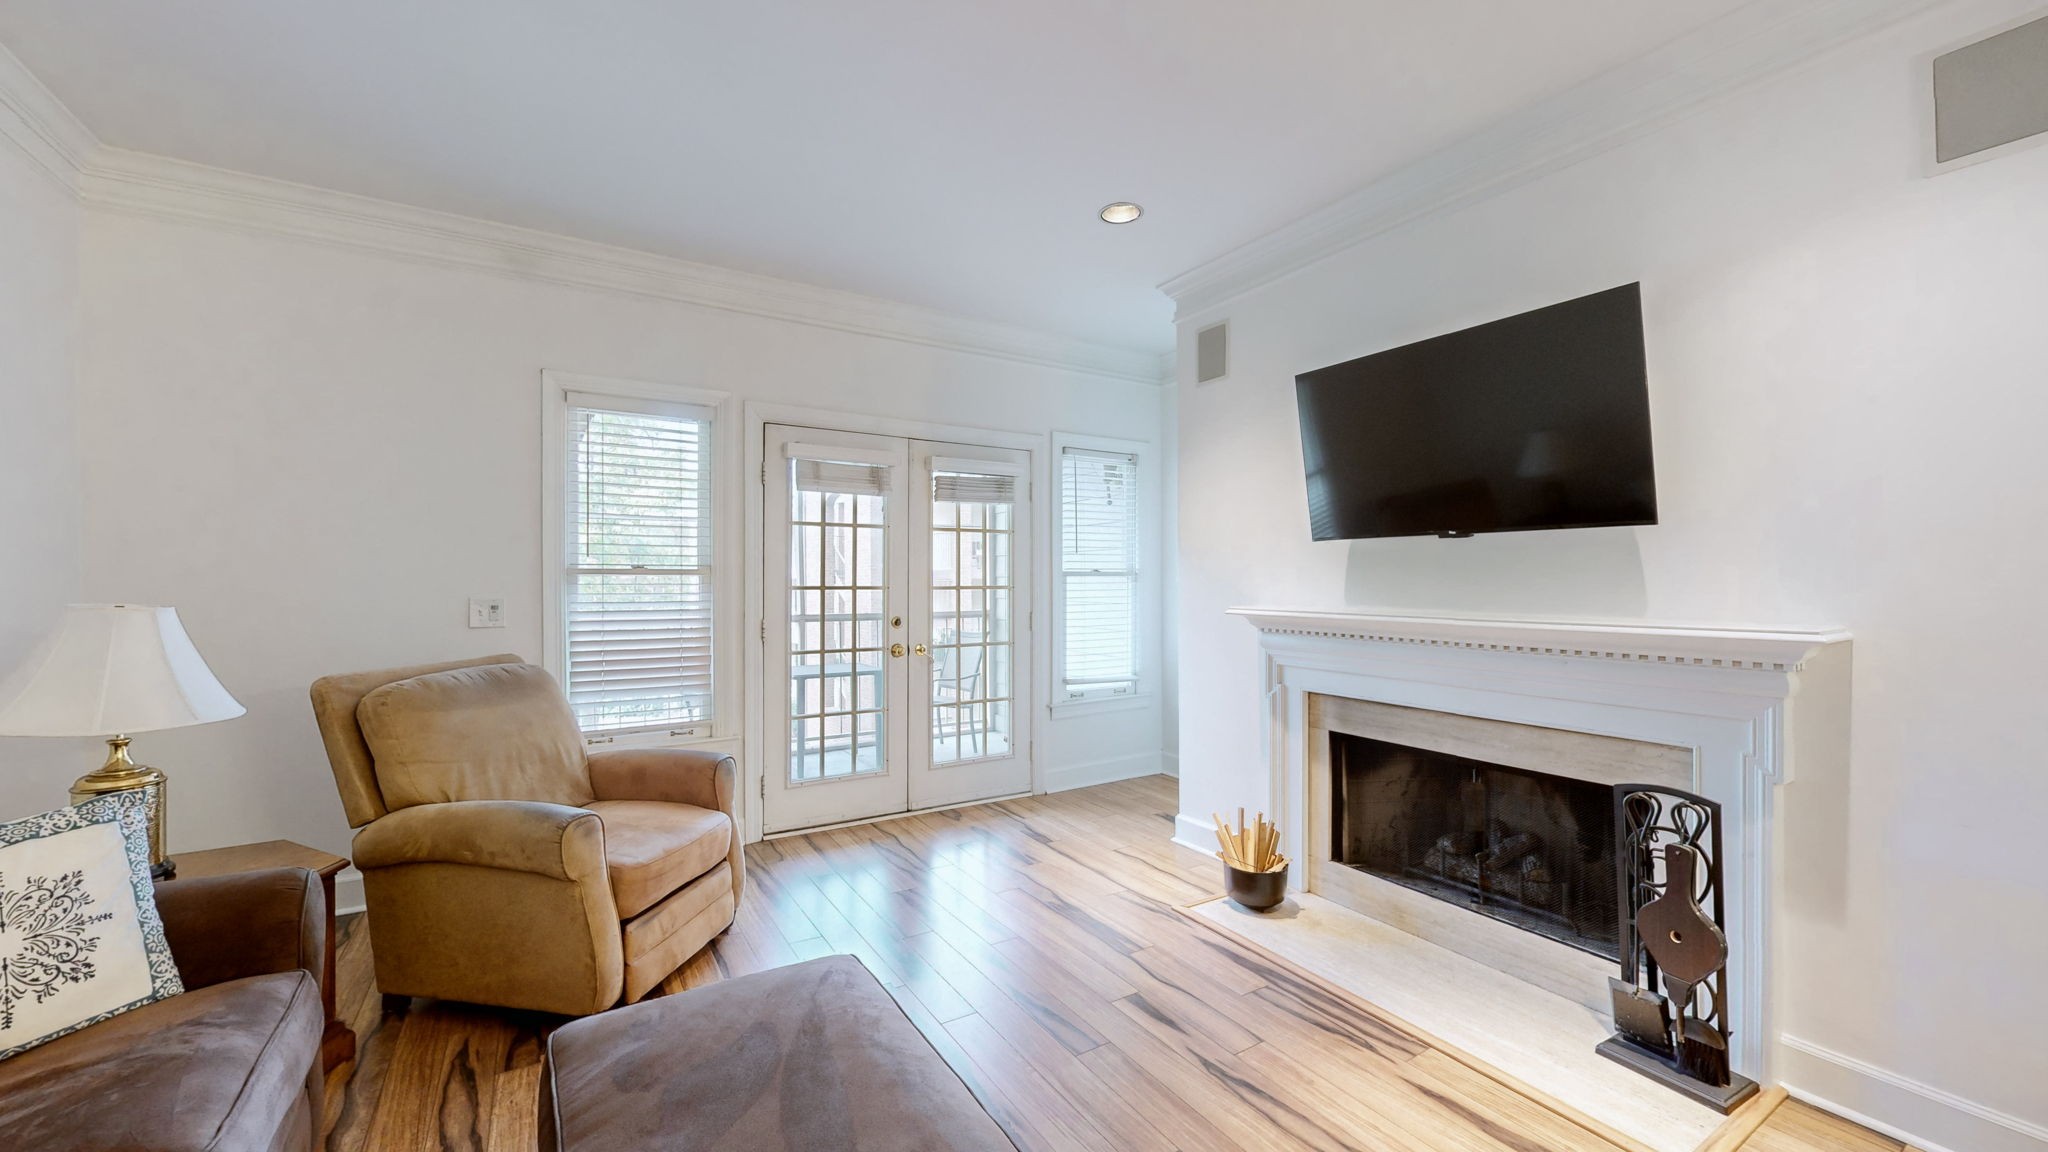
318 775 1901 1152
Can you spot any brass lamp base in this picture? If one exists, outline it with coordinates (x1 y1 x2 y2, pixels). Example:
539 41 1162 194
70 735 175 880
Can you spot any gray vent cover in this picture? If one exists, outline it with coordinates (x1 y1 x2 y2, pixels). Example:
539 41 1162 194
1934 14 2048 164
1196 321 1228 383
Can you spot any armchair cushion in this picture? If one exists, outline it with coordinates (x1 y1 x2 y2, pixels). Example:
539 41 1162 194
0 866 327 1151
0 971 320 1152
357 663 592 810
588 748 744 912
585 801 731 919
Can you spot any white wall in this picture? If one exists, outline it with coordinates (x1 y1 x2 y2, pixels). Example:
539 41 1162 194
0 136 86 817
69 205 1168 870
1173 3 2048 1150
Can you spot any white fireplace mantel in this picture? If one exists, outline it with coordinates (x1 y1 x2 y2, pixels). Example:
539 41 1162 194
1213 605 1853 1086
1227 607 1850 672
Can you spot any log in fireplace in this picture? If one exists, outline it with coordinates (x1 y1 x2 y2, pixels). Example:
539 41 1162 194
1329 731 1621 960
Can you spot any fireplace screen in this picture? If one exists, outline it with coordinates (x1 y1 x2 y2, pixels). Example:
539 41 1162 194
1330 732 1619 960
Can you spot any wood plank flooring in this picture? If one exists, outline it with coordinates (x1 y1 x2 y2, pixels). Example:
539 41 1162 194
318 775 1901 1152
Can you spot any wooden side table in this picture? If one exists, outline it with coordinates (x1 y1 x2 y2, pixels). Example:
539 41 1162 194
172 839 356 1072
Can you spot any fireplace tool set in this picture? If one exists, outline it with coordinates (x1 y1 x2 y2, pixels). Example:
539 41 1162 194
1214 808 1289 911
1597 785 1757 1111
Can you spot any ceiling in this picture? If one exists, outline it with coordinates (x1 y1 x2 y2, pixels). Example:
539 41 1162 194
0 1 1757 354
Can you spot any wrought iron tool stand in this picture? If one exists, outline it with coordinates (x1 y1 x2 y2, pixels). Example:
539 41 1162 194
1597 785 1758 1112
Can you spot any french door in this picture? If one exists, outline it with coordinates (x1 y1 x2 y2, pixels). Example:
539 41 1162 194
764 424 1032 833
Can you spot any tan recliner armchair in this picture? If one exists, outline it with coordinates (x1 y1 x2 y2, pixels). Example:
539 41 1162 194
309 654 742 1014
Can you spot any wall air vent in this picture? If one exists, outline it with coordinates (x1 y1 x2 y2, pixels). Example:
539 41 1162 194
1196 321 1228 383
1933 14 2048 166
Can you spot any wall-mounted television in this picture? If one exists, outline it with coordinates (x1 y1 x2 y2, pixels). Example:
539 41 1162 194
1294 283 1656 541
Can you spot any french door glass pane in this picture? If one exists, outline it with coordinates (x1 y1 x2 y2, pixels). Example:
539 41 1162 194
788 464 889 783
930 471 1015 765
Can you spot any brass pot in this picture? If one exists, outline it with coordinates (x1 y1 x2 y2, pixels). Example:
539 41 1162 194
1224 864 1286 911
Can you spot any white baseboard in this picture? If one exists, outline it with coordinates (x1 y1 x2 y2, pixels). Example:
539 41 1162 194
766 791 1029 839
335 867 365 917
1160 750 1180 778
1042 750 1164 794
1173 811 1216 856
1780 1033 2047 1152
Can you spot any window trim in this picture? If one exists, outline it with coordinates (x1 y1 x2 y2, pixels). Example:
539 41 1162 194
1049 431 1149 716
541 371 738 750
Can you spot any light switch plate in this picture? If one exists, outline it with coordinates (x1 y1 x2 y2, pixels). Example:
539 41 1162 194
468 597 506 629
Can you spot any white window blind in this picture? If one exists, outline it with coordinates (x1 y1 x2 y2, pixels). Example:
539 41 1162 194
932 471 1016 505
794 458 891 497
566 401 714 734
1059 447 1139 699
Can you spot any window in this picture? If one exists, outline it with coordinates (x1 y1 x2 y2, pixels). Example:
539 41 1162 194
561 394 715 735
1056 442 1141 703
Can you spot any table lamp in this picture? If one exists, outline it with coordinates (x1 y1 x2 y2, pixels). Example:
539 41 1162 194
0 604 245 878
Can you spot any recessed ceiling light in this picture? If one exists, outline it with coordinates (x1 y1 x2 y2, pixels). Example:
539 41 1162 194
1099 202 1143 224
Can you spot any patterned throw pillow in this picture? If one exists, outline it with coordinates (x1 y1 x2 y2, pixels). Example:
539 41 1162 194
0 793 184 1060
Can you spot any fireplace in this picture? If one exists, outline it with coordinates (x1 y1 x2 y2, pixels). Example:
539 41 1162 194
1300 692 1695 1012
1218 607 1852 1085
1328 732 1620 960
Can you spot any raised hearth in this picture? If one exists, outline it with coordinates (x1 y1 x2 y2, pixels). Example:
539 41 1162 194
1209 608 1852 1084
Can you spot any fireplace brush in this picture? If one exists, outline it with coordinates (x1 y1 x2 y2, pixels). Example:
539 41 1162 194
1213 809 1288 873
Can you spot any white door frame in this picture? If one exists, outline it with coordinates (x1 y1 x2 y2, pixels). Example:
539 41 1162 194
743 400 1049 843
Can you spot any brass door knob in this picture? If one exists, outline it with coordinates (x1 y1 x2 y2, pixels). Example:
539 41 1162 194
913 643 929 657
890 643 906 658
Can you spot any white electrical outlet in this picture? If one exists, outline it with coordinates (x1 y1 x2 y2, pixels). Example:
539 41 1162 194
467 597 506 629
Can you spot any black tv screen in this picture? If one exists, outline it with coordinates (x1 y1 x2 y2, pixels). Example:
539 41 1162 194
1295 283 1656 541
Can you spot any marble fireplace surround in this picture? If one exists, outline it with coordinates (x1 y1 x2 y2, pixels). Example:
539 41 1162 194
1201 608 1852 1083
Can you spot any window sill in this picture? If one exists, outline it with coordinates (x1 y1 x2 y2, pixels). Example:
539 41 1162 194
1048 693 1153 719
580 728 734 754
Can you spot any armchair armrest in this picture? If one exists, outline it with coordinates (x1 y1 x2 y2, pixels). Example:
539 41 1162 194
351 800 607 883
586 748 736 815
154 866 323 992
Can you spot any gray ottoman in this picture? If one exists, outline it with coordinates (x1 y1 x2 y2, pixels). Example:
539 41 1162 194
542 955 1017 1151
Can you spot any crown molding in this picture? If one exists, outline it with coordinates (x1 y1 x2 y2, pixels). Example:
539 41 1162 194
0 39 94 191
76 149 1168 384
0 42 1165 387
1159 0 1952 322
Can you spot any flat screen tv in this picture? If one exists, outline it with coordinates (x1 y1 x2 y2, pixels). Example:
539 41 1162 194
1295 283 1656 541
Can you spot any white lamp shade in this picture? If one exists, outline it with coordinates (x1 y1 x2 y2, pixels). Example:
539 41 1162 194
0 605 246 737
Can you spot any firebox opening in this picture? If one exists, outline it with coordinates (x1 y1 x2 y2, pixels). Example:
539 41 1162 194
1330 731 1620 961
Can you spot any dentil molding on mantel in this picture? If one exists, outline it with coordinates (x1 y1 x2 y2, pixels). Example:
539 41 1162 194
1227 608 1851 672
